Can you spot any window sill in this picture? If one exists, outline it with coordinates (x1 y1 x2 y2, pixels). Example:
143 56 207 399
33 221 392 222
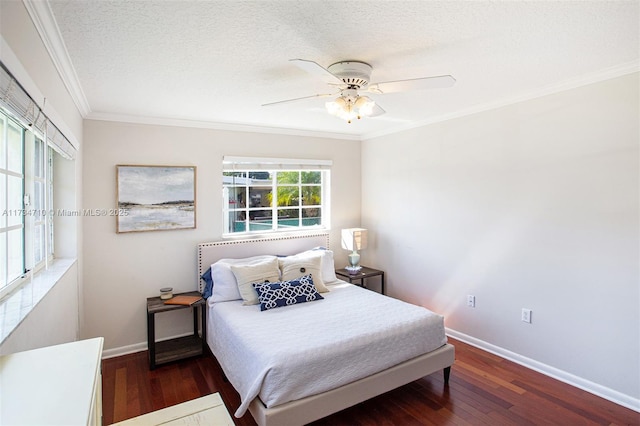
0 258 77 346
221 227 328 239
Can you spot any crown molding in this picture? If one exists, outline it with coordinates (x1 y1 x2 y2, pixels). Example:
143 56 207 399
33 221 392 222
363 61 640 140
23 0 91 116
86 112 361 141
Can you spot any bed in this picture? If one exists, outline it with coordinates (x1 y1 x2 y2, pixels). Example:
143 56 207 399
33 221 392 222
197 232 454 426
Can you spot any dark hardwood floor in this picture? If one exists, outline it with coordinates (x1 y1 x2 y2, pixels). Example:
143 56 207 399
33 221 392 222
101 337 639 425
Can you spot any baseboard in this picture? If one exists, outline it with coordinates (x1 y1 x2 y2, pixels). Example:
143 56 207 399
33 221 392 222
101 341 147 359
446 328 640 413
101 332 195 360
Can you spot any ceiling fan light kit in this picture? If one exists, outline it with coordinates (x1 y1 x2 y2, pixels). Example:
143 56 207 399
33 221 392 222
264 59 456 123
325 88 376 124
324 61 377 123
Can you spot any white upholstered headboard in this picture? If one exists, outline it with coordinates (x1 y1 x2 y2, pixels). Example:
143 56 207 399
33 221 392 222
197 232 330 292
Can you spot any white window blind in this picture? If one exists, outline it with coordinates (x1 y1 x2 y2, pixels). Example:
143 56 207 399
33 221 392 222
223 156 332 171
0 62 76 160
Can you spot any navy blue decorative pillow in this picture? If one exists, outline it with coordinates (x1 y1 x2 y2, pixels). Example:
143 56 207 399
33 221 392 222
252 275 324 311
201 267 213 299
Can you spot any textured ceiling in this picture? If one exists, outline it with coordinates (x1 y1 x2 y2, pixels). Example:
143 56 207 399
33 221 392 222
43 0 639 139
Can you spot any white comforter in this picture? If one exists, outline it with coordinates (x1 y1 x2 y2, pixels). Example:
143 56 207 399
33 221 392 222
206 282 447 417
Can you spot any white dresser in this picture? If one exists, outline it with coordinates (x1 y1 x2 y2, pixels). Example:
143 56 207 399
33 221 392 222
0 337 104 425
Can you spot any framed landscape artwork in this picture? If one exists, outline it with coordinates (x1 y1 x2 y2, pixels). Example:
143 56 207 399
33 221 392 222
116 165 196 233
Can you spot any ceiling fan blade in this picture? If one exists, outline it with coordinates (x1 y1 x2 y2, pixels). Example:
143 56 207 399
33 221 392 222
367 75 456 94
370 103 386 117
290 59 343 85
262 93 335 107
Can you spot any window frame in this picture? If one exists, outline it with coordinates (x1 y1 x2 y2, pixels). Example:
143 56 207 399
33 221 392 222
222 157 331 237
0 110 54 300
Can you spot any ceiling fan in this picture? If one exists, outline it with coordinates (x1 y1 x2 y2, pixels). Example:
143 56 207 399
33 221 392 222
263 59 456 123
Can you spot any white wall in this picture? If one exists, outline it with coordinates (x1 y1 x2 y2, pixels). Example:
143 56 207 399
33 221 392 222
361 73 639 407
0 1 82 352
0 263 79 355
82 120 360 353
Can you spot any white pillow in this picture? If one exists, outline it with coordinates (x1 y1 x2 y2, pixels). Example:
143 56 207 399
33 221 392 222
315 248 338 283
210 255 277 303
230 257 281 305
279 252 329 293
295 248 338 283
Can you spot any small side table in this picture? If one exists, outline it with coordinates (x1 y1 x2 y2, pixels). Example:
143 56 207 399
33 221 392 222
147 291 207 370
335 266 385 295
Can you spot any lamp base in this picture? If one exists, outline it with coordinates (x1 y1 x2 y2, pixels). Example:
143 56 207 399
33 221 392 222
345 265 362 274
347 250 361 273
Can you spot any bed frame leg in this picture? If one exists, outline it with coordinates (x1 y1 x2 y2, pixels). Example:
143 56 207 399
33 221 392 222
443 366 451 384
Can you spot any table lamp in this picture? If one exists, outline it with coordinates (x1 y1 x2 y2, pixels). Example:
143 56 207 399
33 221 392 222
341 228 368 273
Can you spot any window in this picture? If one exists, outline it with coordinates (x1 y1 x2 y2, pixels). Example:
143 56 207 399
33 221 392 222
0 61 75 301
0 112 25 291
0 110 54 299
26 138 54 265
222 157 331 235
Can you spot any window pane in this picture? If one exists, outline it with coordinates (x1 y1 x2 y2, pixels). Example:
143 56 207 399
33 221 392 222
0 117 5 169
277 171 299 184
302 185 321 206
48 212 54 256
248 211 273 231
302 208 321 226
34 224 44 263
0 232 5 286
277 208 299 228
7 228 23 282
0 173 5 226
7 122 22 173
34 139 43 178
223 171 246 182
7 175 23 227
276 186 299 207
249 171 270 180
228 210 246 233
34 181 43 211
249 187 271 208
47 147 54 257
227 186 246 209
301 171 321 184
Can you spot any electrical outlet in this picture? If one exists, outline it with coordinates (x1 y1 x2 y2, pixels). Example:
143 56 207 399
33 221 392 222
522 308 532 323
467 295 476 308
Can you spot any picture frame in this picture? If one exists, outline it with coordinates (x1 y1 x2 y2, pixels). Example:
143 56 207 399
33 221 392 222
116 165 196 233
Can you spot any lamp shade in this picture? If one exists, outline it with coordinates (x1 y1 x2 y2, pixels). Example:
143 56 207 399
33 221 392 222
341 228 368 251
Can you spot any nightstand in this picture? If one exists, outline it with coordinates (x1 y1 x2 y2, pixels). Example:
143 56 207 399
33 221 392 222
146 290 207 370
335 266 385 295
